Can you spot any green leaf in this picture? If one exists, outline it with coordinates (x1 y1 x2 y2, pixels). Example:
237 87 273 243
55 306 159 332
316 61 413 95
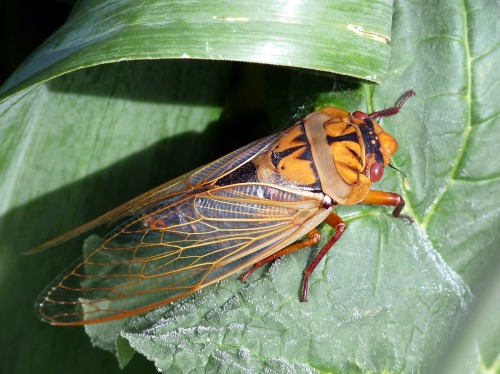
0 0 393 101
119 221 470 373
1 0 498 373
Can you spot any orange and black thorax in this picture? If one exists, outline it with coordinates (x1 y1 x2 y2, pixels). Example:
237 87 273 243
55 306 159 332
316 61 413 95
252 106 398 205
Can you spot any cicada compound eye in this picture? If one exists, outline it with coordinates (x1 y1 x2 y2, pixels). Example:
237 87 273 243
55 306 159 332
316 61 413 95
370 162 384 182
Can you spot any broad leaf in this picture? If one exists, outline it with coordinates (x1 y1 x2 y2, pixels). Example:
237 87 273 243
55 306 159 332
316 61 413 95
0 0 393 101
0 0 498 373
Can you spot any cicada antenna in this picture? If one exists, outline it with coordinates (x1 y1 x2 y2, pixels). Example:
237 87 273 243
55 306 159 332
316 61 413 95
388 163 408 180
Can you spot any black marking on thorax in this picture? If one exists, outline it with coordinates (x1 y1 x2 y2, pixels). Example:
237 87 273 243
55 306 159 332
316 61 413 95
326 132 361 162
359 119 384 164
326 133 358 144
270 124 312 168
271 145 303 168
215 162 258 186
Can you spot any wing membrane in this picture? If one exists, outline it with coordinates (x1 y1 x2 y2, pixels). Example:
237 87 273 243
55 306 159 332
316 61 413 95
28 133 282 254
37 183 327 325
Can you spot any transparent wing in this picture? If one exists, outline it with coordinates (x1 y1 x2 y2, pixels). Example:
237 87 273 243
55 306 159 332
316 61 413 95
28 133 282 254
37 183 327 325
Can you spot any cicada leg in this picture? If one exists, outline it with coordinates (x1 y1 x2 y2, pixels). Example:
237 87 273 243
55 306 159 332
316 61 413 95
240 213 347 303
301 213 345 301
368 90 415 119
240 228 322 283
361 190 414 223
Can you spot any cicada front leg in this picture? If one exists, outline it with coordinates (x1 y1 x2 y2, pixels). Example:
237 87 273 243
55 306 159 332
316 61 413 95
361 190 414 223
367 90 416 119
240 212 347 302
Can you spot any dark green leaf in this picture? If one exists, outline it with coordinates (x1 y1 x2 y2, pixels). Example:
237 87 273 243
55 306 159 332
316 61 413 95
0 0 393 101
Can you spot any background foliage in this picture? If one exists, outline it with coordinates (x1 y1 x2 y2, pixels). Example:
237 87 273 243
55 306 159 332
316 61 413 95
0 0 498 373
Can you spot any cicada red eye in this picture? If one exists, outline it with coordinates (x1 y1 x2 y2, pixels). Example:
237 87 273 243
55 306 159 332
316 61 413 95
370 162 384 182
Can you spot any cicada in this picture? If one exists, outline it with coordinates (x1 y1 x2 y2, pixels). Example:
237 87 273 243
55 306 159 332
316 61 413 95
33 91 415 325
